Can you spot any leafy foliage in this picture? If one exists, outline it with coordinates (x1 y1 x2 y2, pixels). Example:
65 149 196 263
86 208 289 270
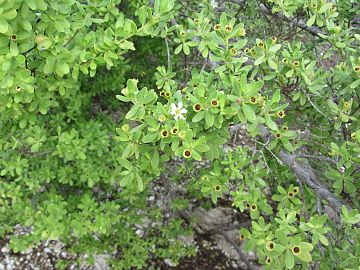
0 0 359 269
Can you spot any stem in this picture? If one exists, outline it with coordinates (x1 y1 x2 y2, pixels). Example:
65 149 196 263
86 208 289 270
64 29 80 47
165 37 171 70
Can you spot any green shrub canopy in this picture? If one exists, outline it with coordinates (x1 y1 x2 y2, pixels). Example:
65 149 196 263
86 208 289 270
0 0 359 269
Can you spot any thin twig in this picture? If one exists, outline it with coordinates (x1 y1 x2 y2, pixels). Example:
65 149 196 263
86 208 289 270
302 90 332 121
165 37 171 70
23 45 37 55
251 139 284 166
64 29 80 47
261 150 274 176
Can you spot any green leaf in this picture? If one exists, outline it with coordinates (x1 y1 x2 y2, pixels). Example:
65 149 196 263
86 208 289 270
30 142 41 152
138 6 148 25
269 44 281 53
242 104 256 122
205 112 214 126
118 157 133 170
160 0 174 13
37 39 52 51
126 104 140 120
318 234 329 246
192 111 205 122
0 169 7 176
119 40 135 50
193 136 207 147
26 0 38 10
285 250 294 269
142 132 158 143
104 52 114 66
120 172 134 187
35 0 47 10
300 242 313 252
174 44 182 54
0 18 9 33
192 150 202 161
277 185 287 195
235 39 247 49
19 119 27 129
127 79 138 93
55 61 70 76
344 180 356 195
2 9 17 20
124 20 137 34
286 69 294 77
183 43 190 55
152 150 160 168
136 174 144 191
341 206 349 217
265 113 277 130
275 229 288 245
248 80 264 94
268 58 278 70
154 0 161 13
195 144 209 152
211 191 217 203
307 15 316 27
272 89 281 104
10 42 19 56
327 98 338 112
350 79 360 89
333 179 343 190
20 20 32 31
297 251 312 263
254 55 265 66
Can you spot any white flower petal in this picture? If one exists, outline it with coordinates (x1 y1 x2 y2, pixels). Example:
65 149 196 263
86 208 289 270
179 115 186 120
170 104 177 114
180 108 187 114
174 114 179 121
178 102 183 109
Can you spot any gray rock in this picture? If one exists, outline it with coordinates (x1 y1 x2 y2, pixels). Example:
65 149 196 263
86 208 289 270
164 258 177 267
94 254 110 270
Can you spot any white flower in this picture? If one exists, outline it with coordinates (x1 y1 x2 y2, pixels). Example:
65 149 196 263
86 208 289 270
210 0 218 8
170 102 187 121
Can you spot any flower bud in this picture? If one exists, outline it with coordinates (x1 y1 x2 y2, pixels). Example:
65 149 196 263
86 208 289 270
214 184 222 192
121 124 129 132
160 129 169 138
158 115 166 122
291 245 301 255
193 103 202 112
225 25 233 33
211 99 219 107
266 241 275 251
183 149 192 158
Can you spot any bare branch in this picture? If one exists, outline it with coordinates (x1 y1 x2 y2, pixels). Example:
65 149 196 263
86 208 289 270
278 150 350 214
229 0 327 38
229 124 352 216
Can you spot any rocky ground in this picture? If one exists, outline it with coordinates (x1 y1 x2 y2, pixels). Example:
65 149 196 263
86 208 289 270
0 228 256 270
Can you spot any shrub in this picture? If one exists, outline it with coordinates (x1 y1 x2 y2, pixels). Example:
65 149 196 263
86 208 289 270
0 0 359 269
